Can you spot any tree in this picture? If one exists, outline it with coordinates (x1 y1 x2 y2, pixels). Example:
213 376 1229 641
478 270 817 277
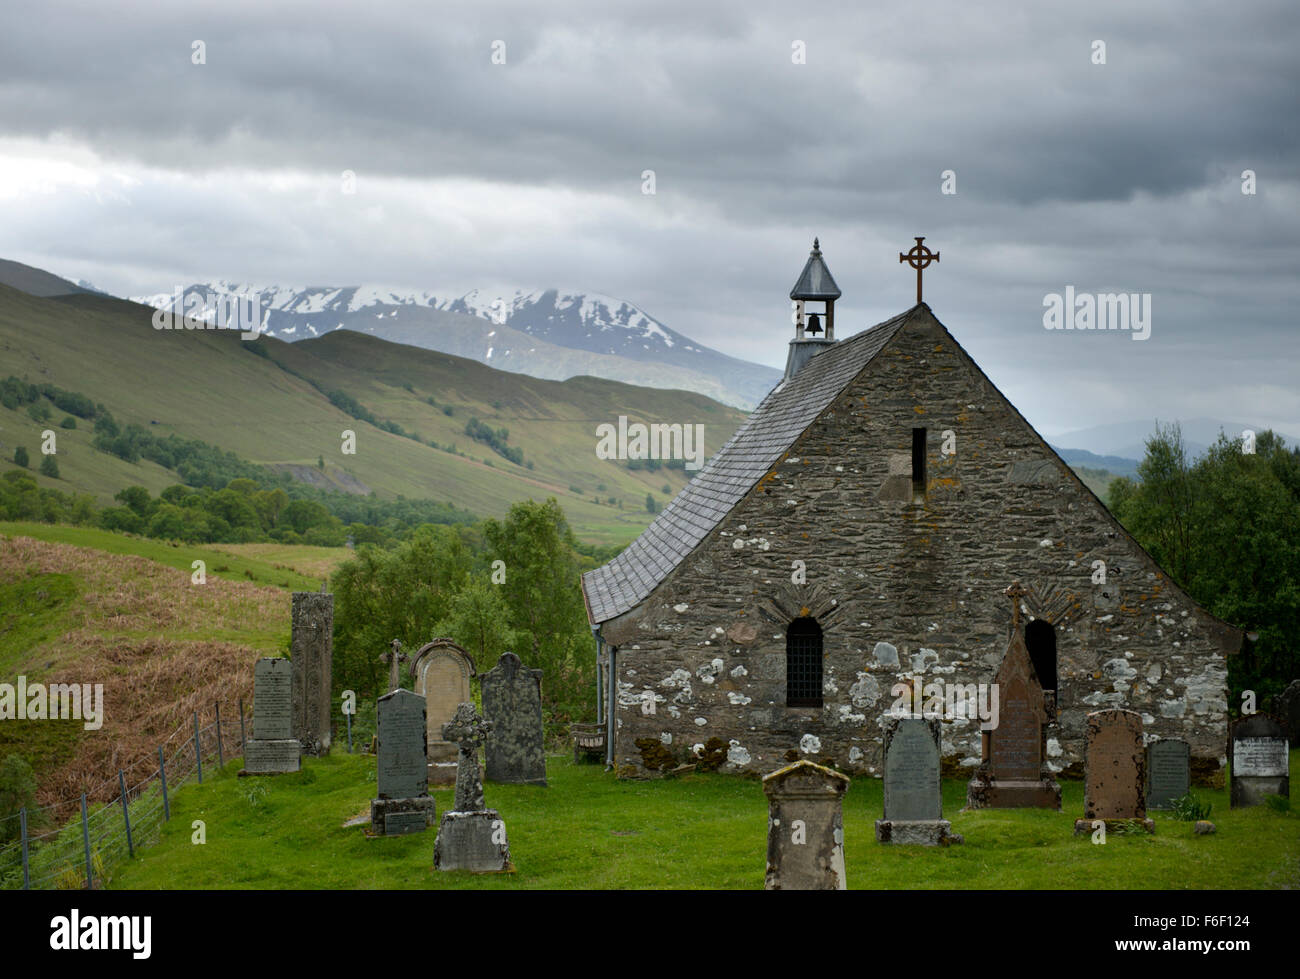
252 488 289 529
147 503 190 540
332 525 473 695
440 578 517 673
0 471 41 520
482 498 591 705
98 506 143 535
645 492 657 513
1111 426 1300 707
12 446 28 468
115 485 155 519
39 455 59 479
59 415 76 430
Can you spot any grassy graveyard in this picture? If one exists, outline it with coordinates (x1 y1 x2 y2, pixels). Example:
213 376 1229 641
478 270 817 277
104 749 1299 890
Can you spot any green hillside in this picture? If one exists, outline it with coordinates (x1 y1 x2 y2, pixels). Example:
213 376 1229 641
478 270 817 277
1070 464 1123 501
0 285 747 544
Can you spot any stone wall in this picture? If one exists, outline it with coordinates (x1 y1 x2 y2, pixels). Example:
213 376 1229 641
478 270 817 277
600 308 1238 779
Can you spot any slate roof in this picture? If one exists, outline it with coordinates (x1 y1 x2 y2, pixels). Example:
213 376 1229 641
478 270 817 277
789 240 842 301
581 307 913 625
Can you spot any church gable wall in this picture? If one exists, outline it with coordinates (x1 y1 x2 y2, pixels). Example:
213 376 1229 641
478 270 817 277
607 310 1235 779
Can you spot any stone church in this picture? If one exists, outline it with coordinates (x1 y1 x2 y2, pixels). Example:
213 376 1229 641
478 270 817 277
581 240 1240 781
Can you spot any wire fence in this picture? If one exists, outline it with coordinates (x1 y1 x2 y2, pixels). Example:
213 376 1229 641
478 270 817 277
0 700 249 890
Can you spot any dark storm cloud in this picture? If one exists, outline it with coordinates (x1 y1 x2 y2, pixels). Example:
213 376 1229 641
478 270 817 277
0 0 1296 436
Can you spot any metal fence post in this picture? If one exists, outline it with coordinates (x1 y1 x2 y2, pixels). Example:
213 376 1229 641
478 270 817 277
80 794 93 890
20 807 30 890
118 770 134 858
194 711 203 784
215 702 224 769
158 746 170 821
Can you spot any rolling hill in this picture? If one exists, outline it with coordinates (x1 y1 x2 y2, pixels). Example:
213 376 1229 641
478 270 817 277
0 281 748 545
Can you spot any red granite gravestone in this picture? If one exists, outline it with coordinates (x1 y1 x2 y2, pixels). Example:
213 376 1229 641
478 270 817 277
1076 708 1153 833
966 584 1061 810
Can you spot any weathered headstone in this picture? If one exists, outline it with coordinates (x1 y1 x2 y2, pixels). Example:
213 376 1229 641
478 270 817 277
482 651 547 786
966 583 1061 810
763 760 849 890
291 591 333 756
369 688 435 835
1146 738 1191 810
243 658 300 774
1075 708 1153 833
1273 680 1300 748
410 639 476 786
433 703 512 872
876 715 962 845
1229 715 1290 808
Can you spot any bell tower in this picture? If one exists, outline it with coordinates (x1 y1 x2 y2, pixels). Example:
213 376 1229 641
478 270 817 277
785 237 842 380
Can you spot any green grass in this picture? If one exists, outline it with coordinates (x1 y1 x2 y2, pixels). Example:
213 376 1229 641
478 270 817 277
0 571 86 775
104 751 1300 890
0 522 332 591
0 571 80 673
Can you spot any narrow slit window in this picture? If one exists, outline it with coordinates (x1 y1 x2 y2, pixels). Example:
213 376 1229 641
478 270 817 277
911 427 927 499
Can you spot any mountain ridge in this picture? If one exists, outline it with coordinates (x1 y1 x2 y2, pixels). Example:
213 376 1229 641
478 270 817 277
130 282 781 410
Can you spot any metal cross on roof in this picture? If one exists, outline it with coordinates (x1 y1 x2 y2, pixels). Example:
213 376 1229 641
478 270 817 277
899 236 940 304
1004 581 1029 631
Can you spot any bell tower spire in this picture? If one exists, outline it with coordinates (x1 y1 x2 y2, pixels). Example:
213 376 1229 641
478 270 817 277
785 237 842 380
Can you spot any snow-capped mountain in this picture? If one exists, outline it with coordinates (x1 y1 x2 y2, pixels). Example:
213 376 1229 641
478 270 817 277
131 283 779 409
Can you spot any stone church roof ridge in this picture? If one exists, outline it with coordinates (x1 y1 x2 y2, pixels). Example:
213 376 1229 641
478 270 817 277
581 305 916 625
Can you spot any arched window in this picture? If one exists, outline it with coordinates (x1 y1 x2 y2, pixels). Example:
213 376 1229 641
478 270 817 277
1024 619 1057 691
786 617 823 708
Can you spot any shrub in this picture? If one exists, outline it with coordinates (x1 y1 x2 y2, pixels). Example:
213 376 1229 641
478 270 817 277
1170 791 1212 821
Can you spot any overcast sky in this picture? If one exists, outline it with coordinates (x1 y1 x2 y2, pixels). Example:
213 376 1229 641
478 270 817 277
1 0 1296 439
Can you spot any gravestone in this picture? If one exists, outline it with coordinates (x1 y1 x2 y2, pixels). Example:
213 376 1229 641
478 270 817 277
876 715 961 846
482 652 547 786
410 639 476 786
380 638 407 696
290 592 333 756
1146 738 1191 810
1229 715 1290 808
966 583 1061 810
369 688 435 835
1273 680 1300 748
243 658 300 774
763 760 849 890
433 703 512 872
1075 708 1153 833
